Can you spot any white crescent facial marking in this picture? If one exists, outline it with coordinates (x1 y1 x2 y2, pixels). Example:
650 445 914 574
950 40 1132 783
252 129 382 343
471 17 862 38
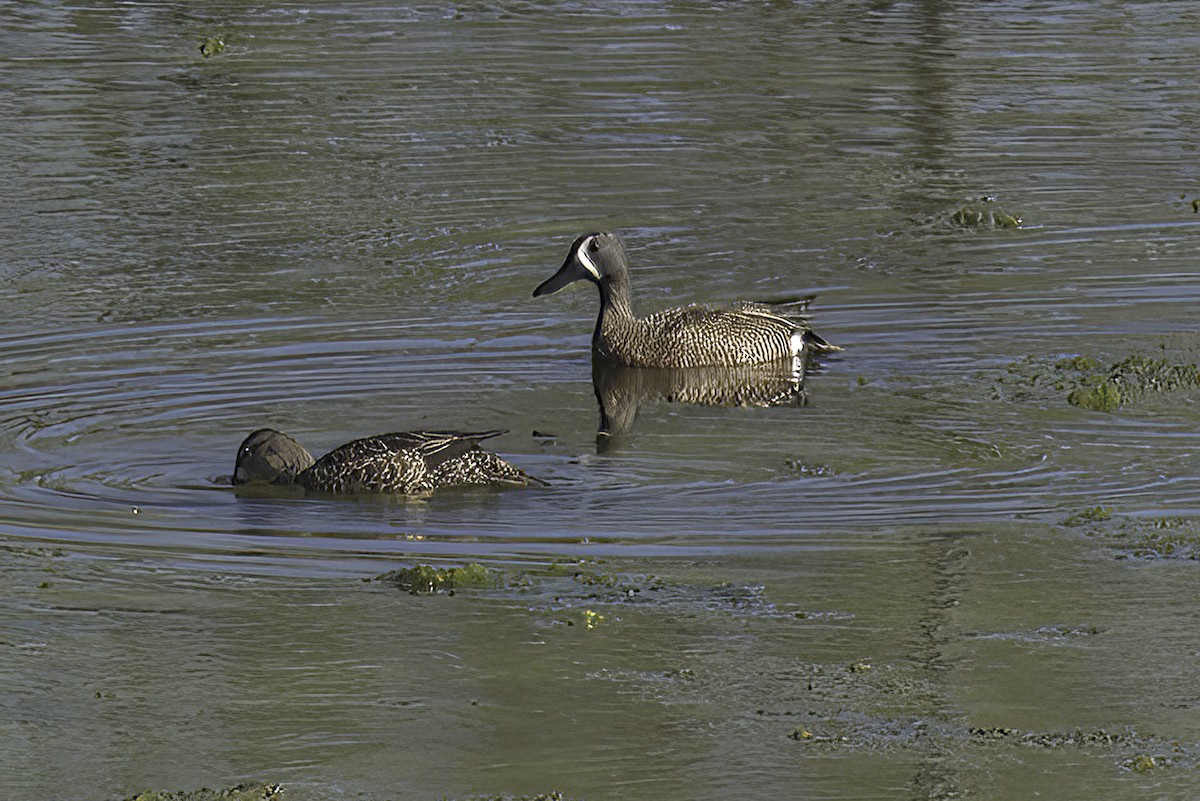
577 236 602 281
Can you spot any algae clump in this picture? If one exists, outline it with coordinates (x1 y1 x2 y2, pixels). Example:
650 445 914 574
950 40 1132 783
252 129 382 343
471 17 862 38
1062 506 1112 527
375 562 496 595
1099 517 1200 561
949 201 1023 229
1068 354 1200 411
1004 350 1200 412
1066 379 1122 412
198 36 226 58
1062 505 1200 561
1125 753 1168 772
1110 354 1200 396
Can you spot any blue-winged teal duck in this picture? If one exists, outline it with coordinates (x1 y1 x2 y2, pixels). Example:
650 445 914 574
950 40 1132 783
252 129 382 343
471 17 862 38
233 428 542 494
534 232 839 368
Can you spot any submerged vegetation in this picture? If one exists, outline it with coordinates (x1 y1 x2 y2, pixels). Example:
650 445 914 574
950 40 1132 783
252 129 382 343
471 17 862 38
373 562 495 594
23 538 1200 801
914 196 1024 231
1093 516 1200 561
947 198 1023 230
998 350 1200 412
370 559 806 621
1061 506 1200 560
1069 355 1200 411
1061 506 1112 527
198 36 225 58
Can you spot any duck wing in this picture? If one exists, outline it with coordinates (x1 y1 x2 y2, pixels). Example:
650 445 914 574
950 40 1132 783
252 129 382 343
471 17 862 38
298 436 422 493
734 299 841 354
633 302 839 366
373 430 507 470
730 301 841 354
298 431 504 493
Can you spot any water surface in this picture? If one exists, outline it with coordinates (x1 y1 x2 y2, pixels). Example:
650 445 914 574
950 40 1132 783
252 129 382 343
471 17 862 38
2 2 1199 799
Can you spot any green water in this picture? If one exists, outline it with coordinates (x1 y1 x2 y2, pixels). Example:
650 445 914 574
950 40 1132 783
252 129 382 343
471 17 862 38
2 2 1199 799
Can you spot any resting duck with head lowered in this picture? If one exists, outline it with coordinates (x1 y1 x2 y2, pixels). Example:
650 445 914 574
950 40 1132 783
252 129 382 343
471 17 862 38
232 428 543 494
533 232 839 368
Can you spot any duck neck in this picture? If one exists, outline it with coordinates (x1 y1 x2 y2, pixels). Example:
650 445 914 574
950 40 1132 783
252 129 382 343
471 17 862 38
595 262 636 346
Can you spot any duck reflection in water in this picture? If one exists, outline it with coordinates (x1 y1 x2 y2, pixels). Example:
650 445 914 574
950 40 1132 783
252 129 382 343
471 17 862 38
592 354 812 446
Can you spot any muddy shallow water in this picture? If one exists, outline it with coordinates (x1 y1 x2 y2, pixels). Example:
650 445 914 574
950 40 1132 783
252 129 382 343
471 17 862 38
2 2 1199 799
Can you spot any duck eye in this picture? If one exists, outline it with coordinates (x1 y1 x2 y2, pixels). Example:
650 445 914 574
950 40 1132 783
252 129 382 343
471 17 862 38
588 239 600 253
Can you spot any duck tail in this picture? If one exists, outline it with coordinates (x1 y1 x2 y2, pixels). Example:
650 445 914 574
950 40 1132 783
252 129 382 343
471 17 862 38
804 329 842 354
480 454 549 488
756 294 817 313
460 429 508 445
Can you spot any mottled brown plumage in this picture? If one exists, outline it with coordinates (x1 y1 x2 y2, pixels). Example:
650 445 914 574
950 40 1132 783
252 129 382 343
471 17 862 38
233 428 542 494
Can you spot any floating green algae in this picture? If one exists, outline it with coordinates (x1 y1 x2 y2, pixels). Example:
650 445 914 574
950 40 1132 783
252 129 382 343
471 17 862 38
1054 355 1102 373
1066 377 1123 412
1125 753 1168 773
921 196 1026 230
198 36 225 58
1061 506 1112 527
948 198 1023 229
1000 351 1200 412
1060 506 1200 561
1072 354 1200 410
993 355 1098 404
1103 517 1200 561
370 558 801 621
901 196 1025 236
968 726 1151 749
985 731 1179 773
787 717 1183 771
374 562 496 595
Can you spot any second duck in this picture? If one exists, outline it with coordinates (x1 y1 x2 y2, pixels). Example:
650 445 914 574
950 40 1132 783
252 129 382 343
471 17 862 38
533 232 839 368
233 428 542 495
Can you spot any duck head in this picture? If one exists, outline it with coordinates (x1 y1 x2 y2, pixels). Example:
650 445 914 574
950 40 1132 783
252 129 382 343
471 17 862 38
232 428 316 485
533 232 627 297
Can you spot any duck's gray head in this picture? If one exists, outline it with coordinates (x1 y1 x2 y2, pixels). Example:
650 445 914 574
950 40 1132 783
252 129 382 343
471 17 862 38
232 428 316 486
533 232 626 297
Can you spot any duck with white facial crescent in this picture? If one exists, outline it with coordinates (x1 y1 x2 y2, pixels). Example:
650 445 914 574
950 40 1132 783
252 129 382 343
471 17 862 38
534 232 839 368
